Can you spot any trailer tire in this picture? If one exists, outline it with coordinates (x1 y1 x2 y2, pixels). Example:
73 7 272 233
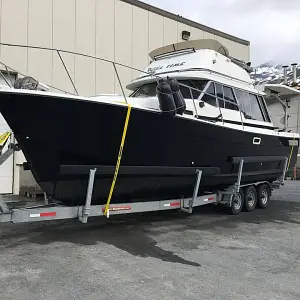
228 189 244 215
243 186 257 212
256 184 270 209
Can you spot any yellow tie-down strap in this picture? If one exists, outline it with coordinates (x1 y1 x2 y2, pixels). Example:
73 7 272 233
0 131 11 147
104 104 132 217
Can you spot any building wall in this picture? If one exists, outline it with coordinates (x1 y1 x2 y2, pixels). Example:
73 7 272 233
0 0 250 97
267 95 300 148
0 0 250 194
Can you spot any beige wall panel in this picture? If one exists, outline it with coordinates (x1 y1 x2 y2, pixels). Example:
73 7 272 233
52 53 76 93
177 22 191 43
190 28 204 40
53 0 75 51
231 43 249 61
132 6 149 79
28 0 52 47
0 0 28 74
28 49 53 86
75 0 96 96
75 56 96 96
149 12 163 56
203 31 215 40
95 0 115 94
115 0 133 93
75 0 96 56
163 17 177 45
96 0 115 60
215 36 232 51
52 0 76 93
27 0 53 86
96 60 115 94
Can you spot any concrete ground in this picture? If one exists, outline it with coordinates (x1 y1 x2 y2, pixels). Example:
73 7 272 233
1 181 300 300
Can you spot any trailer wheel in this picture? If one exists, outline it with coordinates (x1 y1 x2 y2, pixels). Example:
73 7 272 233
256 184 270 209
243 186 257 212
229 190 244 215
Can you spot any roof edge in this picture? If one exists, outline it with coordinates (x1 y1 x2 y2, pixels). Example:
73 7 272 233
121 0 250 46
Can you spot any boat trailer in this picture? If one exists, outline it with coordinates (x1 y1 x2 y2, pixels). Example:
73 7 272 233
0 156 288 224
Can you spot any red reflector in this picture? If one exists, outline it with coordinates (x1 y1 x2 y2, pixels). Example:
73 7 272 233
170 202 180 207
40 212 56 217
208 197 214 201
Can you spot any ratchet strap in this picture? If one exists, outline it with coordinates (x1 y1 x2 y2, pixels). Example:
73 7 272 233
0 131 11 154
0 131 10 146
104 104 132 217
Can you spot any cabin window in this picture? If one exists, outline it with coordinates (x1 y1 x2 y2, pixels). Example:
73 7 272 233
178 80 207 99
248 94 265 121
234 89 252 118
215 83 224 108
258 96 271 122
200 82 217 106
235 90 267 122
130 80 209 100
223 86 239 111
131 82 157 97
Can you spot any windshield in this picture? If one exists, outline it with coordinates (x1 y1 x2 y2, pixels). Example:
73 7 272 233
130 80 208 99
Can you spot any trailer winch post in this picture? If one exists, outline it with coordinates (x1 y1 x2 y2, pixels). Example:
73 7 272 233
79 168 97 224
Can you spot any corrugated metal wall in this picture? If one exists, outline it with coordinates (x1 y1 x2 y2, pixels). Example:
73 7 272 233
0 0 250 97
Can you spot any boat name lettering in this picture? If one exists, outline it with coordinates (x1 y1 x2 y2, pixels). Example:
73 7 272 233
148 62 186 72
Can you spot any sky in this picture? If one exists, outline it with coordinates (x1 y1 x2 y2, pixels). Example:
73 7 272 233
143 0 300 66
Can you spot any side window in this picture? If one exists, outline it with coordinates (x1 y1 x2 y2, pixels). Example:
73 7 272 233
215 83 224 108
178 80 207 99
179 83 198 99
223 86 238 111
201 82 217 107
235 89 252 119
258 96 271 122
249 94 265 121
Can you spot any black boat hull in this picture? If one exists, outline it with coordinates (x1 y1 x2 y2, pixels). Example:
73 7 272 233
0 91 298 205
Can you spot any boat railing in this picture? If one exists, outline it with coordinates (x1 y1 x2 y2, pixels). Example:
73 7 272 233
0 42 244 127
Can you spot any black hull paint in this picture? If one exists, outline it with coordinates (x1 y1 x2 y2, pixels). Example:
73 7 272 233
0 92 298 205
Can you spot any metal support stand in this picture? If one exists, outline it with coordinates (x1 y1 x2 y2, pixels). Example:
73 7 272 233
219 159 244 207
44 193 49 205
0 147 15 167
281 157 289 183
235 159 244 193
79 168 97 224
181 169 202 214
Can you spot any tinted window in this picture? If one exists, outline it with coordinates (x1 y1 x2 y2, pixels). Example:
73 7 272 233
201 82 217 106
180 80 207 100
223 86 238 111
235 89 252 119
215 83 224 108
258 96 271 122
132 82 157 97
249 94 265 121
131 80 209 100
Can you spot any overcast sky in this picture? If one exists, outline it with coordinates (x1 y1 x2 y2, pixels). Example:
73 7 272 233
144 0 300 66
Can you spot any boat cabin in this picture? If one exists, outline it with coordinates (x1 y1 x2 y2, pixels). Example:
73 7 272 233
126 39 273 132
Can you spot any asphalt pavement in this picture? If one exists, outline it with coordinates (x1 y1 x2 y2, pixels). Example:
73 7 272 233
1 181 300 300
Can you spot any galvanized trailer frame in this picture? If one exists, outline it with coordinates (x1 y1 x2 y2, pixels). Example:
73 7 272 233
0 157 288 224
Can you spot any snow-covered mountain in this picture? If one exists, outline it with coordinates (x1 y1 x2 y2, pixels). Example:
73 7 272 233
251 61 300 86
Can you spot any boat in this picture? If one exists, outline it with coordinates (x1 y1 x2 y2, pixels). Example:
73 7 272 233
0 39 298 206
